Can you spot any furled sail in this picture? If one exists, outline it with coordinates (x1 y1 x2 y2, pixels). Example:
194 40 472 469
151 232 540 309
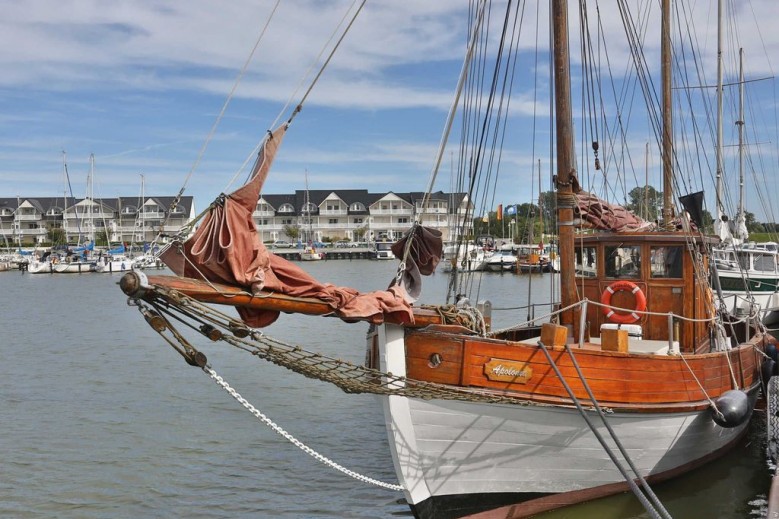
575 191 656 232
161 124 413 328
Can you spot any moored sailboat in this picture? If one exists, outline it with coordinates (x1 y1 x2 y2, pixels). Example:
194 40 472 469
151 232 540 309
117 2 773 518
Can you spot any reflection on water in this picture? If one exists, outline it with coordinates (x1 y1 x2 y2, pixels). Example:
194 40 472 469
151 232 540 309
0 262 770 518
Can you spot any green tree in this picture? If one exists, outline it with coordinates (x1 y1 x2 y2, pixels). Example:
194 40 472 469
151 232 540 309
353 225 368 241
47 227 66 246
626 185 662 221
283 224 301 242
745 211 764 233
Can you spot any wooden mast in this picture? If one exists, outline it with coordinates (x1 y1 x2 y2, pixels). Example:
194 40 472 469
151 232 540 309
661 0 674 228
552 0 577 336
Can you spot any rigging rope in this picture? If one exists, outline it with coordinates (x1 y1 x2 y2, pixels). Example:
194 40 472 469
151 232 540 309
151 0 367 251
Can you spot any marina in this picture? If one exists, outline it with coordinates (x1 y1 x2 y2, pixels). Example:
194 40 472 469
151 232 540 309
4 1 779 518
0 261 772 518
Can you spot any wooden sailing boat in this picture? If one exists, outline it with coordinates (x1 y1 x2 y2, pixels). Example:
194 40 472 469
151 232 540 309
117 1 773 518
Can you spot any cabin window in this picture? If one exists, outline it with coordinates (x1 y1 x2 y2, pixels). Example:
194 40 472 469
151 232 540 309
574 246 597 278
650 246 683 278
605 245 641 279
753 253 777 273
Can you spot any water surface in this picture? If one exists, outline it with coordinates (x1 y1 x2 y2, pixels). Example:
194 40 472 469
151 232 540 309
0 262 770 518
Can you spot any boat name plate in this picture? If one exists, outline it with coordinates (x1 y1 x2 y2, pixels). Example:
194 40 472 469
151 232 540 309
484 359 533 383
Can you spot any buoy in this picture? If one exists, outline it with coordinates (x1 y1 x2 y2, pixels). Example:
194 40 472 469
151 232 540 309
711 389 750 428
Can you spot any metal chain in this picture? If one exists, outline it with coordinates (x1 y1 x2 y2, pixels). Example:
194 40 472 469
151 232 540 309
204 366 403 491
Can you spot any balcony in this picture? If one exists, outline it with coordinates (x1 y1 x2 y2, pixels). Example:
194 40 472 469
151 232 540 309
16 214 42 221
370 209 414 215
19 228 48 236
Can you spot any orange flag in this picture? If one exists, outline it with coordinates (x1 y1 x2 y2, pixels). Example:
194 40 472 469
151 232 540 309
496 204 503 220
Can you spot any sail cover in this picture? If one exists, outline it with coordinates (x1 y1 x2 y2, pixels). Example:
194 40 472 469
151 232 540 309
161 124 413 328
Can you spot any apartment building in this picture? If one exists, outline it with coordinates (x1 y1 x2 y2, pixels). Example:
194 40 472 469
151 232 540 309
0 196 195 246
255 190 472 243
0 189 471 247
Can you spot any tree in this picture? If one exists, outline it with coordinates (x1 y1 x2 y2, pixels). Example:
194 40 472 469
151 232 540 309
353 225 368 242
283 224 301 242
626 185 662 221
47 227 66 246
745 211 764 233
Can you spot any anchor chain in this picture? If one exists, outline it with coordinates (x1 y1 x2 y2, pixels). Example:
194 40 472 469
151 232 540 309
204 366 403 491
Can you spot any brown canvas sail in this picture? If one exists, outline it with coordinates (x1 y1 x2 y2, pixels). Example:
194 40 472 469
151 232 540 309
576 191 657 232
161 124 413 328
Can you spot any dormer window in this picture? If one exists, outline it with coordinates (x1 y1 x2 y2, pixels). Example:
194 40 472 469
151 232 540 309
279 203 295 213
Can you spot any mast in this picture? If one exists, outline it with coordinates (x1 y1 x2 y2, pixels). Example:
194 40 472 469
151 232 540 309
661 0 673 227
537 159 543 246
88 153 95 244
62 151 70 244
139 174 146 245
712 0 736 244
304 170 312 244
735 48 748 242
552 0 577 334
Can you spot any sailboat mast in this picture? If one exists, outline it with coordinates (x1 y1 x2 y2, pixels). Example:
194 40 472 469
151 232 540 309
661 0 674 227
736 48 747 241
552 0 577 332
715 0 724 228
88 153 95 244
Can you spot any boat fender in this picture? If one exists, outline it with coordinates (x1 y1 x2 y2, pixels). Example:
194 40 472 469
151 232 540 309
764 358 778 382
600 280 646 324
711 389 750 428
768 342 778 363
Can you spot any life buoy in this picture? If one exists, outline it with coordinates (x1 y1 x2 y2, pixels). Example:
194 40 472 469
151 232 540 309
600 280 647 324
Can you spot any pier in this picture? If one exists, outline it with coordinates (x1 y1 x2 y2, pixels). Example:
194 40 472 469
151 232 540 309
271 246 376 261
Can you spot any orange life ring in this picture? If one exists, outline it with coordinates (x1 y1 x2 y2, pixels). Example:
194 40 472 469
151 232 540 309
600 280 647 324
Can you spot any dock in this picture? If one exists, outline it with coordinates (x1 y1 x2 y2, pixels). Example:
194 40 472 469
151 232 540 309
271 246 376 261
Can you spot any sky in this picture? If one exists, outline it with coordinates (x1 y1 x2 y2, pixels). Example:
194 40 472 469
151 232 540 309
3 0 779 221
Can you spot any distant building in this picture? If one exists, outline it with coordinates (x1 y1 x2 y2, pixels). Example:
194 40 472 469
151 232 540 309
0 196 195 246
255 190 473 243
0 189 473 247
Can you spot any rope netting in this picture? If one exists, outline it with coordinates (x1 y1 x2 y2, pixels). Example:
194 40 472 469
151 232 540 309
130 284 545 407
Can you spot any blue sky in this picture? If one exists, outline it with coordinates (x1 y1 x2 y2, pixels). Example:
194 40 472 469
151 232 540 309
2 1 779 221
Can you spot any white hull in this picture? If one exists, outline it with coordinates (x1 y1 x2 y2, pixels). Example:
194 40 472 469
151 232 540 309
53 261 96 273
376 323 752 515
27 261 54 274
95 258 133 273
300 248 323 261
483 254 515 272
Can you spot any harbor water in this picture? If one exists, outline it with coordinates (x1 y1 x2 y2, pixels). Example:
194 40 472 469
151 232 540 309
0 260 772 518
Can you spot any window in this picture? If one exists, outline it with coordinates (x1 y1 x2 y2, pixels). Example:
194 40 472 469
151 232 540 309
575 247 597 277
282 218 293 225
353 218 363 224
605 245 641 278
279 203 295 213
650 246 683 278
398 217 409 224
350 202 366 212
329 219 338 224
754 253 777 272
